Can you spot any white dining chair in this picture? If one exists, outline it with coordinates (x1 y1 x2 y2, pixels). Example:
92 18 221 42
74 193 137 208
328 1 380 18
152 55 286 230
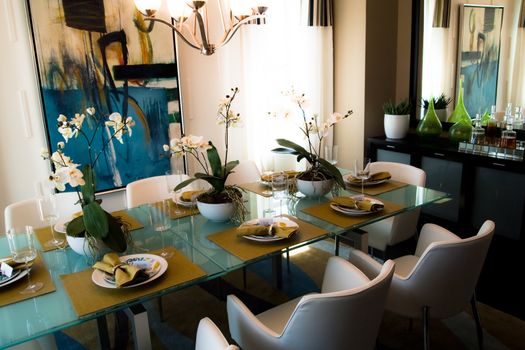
195 317 239 350
125 173 191 208
227 256 395 350
348 220 495 349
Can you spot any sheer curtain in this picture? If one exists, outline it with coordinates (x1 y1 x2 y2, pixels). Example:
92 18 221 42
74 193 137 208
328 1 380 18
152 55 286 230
225 0 334 171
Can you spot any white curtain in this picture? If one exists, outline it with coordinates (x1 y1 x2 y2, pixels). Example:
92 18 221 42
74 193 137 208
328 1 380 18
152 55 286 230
224 0 334 171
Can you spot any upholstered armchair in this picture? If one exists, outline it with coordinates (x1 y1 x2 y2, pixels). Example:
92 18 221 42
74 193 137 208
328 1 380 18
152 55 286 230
195 317 239 350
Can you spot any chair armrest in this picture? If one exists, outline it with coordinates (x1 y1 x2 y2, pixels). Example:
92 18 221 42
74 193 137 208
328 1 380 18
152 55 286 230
415 223 460 257
321 256 369 293
227 294 280 348
347 247 383 280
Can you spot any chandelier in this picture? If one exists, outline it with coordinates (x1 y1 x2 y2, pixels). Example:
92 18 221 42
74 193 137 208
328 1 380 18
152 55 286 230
134 0 268 56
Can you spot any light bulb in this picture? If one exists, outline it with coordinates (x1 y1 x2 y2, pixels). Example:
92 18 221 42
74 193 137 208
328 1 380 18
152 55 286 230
167 0 191 19
134 0 162 15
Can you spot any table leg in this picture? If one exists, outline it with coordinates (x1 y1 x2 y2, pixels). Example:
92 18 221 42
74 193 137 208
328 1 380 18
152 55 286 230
124 304 152 350
272 255 283 289
96 316 110 350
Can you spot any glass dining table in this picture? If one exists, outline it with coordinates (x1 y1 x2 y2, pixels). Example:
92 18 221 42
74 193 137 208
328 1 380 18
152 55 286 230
0 183 448 348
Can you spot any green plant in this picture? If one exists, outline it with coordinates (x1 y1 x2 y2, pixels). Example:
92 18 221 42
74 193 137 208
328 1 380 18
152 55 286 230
383 99 411 115
41 108 134 253
166 87 247 222
421 94 452 110
270 89 352 187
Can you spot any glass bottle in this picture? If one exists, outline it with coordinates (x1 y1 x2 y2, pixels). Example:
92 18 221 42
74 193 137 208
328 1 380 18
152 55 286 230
470 115 485 145
480 110 490 126
485 105 499 145
513 106 523 130
447 79 470 124
416 97 442 139
501 117 517 149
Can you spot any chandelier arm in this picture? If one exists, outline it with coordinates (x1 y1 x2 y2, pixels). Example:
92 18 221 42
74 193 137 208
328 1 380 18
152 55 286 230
218 14 266 48
144 17 201 51
193 10 212 54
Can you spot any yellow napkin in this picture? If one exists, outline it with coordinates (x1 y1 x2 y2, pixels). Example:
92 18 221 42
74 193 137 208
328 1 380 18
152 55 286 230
180 190 205 202
261 171 300 182
92 253 148 288
331 196 384 212
272 222 297 239
347 171 391 184
0 258 32 270
236 222 297 239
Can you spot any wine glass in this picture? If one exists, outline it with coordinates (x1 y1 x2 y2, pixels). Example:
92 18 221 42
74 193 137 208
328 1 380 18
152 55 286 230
6 226 44 294
260 154 274 196
353 158 371 199
149 200 174 258
271 173 288 217
166 169 183 215
324 145 339 165
37 192 64 248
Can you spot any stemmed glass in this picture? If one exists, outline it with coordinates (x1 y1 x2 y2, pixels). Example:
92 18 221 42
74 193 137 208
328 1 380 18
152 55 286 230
6 226 44 294
150 200 174 258
166 169 183 215
37 192 64 248
353 158 371 199
324 145 339 165
271 173 288 217
260 154 274 196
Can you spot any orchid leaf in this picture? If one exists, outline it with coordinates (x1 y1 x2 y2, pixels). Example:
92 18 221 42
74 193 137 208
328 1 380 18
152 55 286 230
66 215 85 237
174 177 200 192
195 173 225 193
275 139 314 163
207 142 223 178
224 160 240 178
317 158 344 187
101 213 127 252
81 165 96 204
82 201 109 239
272 147 299 155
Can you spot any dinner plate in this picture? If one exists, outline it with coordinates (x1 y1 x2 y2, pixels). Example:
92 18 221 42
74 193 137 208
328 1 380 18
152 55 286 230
0 269 28 288
92 254 168 289
0 269 22 286
330 197 384 216
240 217 298 242
344 175 389 187
174 193 197 207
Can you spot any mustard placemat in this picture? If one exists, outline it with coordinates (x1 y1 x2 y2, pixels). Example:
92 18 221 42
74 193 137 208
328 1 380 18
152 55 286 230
0 253 56 307
34 226 67 252
60 247 206 317
111 210 144 231
207 216 328 261
301 198 406 228
238 182 273 197
345 180 408 196
168 202 199 219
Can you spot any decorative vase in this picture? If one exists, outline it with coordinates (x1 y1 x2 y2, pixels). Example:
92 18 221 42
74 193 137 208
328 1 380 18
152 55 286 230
384 114 410 139
196 200 235 222
417 98 442 139
447 80 472 143
447 79 470 123
66 235 109 258
296 178 334 197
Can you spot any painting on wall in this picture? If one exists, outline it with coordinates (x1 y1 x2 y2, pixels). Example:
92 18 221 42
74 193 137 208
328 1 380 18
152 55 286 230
457 5 503 117
26 0 183 192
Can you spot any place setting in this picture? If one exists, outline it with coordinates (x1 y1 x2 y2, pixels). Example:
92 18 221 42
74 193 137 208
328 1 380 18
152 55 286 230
343 159 407 196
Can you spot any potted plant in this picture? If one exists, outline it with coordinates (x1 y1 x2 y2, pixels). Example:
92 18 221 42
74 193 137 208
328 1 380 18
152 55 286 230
271 89 352 197
41 108 135 257
383 99 411 139
166 87 247 223
421 93 451 122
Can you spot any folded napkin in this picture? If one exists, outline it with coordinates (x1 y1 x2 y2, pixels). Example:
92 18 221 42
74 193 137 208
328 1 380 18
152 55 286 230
180 190 205 202
347 171 391 184
261 171 300 182
92 253 148 288
331 196 384 212
237 221 297 239
0 257 32 270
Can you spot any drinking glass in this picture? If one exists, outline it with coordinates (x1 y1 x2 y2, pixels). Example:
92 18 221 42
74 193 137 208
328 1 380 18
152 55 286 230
260 154 275 196
353 158 371 199
271 173 288 217
37 193 64 248
166 169 183 215
6 226 44 294
149 200 174 258
324 145 339 165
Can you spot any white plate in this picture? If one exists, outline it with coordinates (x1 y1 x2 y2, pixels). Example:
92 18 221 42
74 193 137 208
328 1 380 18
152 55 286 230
92 254 168 289
174 193 197 207
0 269 28 288
330 197 384 216
240 217 298 242
344 175 389 187
0 269 22 286
54 216 72 234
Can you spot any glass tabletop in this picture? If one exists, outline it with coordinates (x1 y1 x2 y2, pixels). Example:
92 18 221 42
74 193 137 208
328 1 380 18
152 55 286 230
0 184 448 348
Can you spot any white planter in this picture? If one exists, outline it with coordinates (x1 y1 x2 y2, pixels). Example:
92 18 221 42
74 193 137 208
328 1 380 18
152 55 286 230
296 178 334 197
66 235 101 257
197 200 235 222
384 114 410 139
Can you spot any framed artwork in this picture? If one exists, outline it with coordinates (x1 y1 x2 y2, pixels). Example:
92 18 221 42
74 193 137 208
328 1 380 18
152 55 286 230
26 0 183 192
457 5 503 117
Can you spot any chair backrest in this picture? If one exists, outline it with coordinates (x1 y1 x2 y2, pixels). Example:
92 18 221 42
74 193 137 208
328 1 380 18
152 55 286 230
4 192 81 231
225 161 261 186
389 220 495 319
275 258 395 350
125 174 190 208
369 161 427 246
195 317 239 350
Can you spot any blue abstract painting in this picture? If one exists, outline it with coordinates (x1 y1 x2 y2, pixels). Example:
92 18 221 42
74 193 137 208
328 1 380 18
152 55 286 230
27 0 182 192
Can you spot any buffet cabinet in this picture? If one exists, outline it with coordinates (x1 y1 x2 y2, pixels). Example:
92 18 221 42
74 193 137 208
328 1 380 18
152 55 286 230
368 135 525 240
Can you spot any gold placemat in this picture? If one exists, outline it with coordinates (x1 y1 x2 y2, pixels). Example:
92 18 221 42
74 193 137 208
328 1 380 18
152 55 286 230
301 198 406 228
238 182 272 197
34 226 67 252
0 253 56 307
345 180 408 196
207 216 328 261
59 247 206 317
111 210 144 231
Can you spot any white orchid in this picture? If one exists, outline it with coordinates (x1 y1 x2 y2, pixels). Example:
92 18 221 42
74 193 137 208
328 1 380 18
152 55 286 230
217 87 242 128
66 166 85 187
105 112 134 144
86 107 96 116
71 113 86 130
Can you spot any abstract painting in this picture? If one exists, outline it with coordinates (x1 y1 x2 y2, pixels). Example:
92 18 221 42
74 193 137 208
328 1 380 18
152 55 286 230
457 5 503 117
26 0 182 192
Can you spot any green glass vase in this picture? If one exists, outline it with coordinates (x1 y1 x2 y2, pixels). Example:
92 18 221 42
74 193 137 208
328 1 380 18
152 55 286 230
447 79 470 123
417 98 442 139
